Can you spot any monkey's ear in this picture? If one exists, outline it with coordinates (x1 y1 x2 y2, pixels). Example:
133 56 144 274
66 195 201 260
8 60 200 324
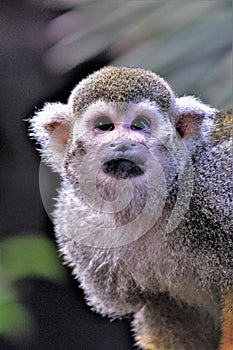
30 102 71 172
173 96 217 139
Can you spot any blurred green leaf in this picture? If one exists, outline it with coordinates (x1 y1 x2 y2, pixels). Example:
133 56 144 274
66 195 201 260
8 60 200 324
0 284 33 340
0 285 17 304
0 234 65 340
0 299 32 340
0 234 65 282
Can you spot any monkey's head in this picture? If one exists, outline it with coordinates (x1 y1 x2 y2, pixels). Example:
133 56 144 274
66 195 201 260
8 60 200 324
31 66 216 229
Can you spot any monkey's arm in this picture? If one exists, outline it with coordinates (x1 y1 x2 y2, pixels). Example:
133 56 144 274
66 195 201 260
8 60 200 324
133 295 220 350
221 290 233 350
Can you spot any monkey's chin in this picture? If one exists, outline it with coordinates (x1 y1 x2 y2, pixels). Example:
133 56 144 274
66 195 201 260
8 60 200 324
102 158 145 179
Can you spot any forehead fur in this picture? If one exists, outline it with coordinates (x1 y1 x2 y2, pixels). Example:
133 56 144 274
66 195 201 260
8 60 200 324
69 66 174 115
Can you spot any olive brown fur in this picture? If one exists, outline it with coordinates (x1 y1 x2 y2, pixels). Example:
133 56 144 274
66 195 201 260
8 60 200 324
30 66 233 350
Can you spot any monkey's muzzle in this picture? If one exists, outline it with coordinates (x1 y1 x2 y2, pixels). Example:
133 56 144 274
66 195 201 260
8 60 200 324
102 153 145 179
102 158 145 179
100 140 147 179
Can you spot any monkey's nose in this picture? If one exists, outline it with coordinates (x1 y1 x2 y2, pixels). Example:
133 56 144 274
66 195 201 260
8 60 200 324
109 140 136 152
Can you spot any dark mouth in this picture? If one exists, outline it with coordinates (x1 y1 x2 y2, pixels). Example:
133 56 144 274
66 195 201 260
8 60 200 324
102 158 144 179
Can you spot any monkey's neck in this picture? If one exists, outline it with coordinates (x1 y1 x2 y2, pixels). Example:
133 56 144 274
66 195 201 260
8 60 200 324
112 181 169 229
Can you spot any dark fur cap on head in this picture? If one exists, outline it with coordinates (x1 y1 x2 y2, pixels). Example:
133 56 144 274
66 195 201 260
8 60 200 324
69 66 175 114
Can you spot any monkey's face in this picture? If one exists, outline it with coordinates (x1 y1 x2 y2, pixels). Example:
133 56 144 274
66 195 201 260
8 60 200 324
63 100 176 190
61 99 182 233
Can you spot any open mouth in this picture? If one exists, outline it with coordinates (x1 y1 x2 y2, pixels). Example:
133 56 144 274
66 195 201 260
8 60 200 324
102 158 144 179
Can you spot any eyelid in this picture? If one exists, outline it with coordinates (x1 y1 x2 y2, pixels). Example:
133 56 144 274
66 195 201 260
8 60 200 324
94 116 115 131
135 115 151 124
131 115 151 131
94 116 113 125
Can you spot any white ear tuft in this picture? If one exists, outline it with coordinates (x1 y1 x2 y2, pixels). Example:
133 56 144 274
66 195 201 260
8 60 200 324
30 102 71 172
30 102 70 147
173 96 217 119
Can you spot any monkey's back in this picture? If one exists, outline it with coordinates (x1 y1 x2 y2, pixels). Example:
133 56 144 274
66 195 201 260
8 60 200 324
174 110 232 293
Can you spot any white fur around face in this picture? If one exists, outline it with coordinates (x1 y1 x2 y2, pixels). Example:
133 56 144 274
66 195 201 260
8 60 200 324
71 101 119 143
30 95 218 175
71 99 174 146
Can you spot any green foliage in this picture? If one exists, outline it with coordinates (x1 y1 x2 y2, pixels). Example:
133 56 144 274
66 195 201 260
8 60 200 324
0 235 64 282
0 234 65 341
0 287 32 340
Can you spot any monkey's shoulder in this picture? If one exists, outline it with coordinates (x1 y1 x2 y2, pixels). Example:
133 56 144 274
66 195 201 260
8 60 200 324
208 108 232 145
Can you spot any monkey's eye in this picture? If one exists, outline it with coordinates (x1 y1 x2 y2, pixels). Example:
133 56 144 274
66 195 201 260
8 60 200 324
131 116 151 131
94 116 115 132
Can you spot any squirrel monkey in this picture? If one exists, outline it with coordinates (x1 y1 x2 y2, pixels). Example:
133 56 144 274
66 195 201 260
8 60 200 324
31 67 232 350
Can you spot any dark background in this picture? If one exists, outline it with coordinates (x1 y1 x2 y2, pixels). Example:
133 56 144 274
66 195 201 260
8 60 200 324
0 1 133 349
